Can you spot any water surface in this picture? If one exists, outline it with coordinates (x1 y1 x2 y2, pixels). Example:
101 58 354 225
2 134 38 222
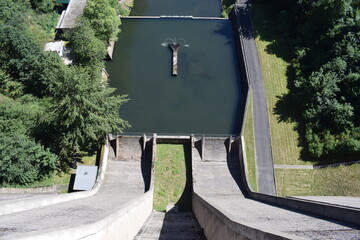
107 19 243 134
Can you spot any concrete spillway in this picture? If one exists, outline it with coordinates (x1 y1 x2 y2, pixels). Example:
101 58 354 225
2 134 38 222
169 43 180 75
1 136 360 239
0 136 153 239
192 136 360 240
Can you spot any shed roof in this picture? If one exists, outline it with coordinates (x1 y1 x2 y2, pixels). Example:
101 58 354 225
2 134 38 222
57 0 87 29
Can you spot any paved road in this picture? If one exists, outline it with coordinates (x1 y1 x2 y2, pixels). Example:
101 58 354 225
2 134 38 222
236 1 276 195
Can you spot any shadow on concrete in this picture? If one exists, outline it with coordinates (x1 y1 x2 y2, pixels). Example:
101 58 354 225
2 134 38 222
158 211 206 240
225 138 249 197
175 143 193 212
140 137 152 193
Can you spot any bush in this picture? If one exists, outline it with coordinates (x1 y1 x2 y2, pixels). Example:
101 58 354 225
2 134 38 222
0 133 57 185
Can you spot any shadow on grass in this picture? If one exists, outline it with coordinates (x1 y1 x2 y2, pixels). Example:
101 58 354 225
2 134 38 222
250 3 318 162
175 143 193 211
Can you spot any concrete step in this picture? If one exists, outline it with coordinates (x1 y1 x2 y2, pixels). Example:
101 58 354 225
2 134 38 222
135 211 206 240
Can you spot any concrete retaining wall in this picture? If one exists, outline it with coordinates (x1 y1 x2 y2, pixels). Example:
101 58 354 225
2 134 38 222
0 143 110 216
229 6 250 128
0 184 68 194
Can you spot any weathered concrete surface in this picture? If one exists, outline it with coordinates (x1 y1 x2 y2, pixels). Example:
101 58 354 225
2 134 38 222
0 194 55 202
135 211 206 240
292 196 360 209
192 137 360 240
169 43 180 76
0 136 153 240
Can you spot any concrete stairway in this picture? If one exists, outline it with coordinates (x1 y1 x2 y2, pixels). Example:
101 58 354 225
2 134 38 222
135 211 206 240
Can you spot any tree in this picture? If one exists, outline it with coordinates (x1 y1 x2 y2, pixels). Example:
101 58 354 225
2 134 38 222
67 18 107 65
83 0 121 41
30 0 54 13
40 66 129 167
0 133 57 185
0 96 57 185
0 26 64 97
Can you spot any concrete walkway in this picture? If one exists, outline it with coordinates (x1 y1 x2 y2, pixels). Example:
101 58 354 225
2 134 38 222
236 1 276 195
192 137 360 239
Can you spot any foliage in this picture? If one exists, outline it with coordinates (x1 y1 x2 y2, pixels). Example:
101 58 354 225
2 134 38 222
38 67 129 168
83 0 121 41
265 0 360 158
0 0 130 183
67 18 107 66
0 97 57 185
0 133 57 185
221 0 235 18
30 0 54 13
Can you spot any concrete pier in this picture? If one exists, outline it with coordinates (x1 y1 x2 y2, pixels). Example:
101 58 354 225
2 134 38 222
169 43 180 75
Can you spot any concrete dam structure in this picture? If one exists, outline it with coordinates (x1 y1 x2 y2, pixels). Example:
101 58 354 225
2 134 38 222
1 1 360 240
1 135 360 239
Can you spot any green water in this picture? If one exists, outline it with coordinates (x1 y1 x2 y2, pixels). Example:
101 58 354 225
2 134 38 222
130 0 222 17
106 18 243 134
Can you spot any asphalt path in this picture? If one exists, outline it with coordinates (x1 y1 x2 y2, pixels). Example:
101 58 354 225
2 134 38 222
236 1 276 195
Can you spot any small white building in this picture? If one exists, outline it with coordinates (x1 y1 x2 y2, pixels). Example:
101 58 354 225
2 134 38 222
44 41 73 65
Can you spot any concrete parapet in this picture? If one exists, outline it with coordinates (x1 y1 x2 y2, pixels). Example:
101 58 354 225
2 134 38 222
0 143 110 216
192 193 302 240
11 191 154 240
236 136 360 226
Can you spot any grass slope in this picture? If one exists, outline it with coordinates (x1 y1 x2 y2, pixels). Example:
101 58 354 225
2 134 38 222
243 92 258 191
154 144 192 212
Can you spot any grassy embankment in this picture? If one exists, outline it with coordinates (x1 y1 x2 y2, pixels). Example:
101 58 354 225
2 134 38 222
251 4 360 196
221 0 236 18
119 0 134 16
243 93 257 191
154 144 192 212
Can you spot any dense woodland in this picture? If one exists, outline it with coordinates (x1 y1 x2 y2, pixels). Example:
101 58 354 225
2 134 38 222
0 0 129 185
263 0 360 158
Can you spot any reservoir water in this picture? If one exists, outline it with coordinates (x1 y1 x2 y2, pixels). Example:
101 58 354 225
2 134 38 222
106 3 243 135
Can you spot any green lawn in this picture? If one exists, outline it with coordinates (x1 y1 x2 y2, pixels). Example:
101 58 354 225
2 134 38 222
243 92 258 192
154 144 192 212
276 164 360 197
251 3 360 196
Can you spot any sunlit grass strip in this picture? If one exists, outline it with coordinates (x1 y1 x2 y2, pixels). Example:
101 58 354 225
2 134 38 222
276 164 360 197
243 92 258 192
154 144 186 211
